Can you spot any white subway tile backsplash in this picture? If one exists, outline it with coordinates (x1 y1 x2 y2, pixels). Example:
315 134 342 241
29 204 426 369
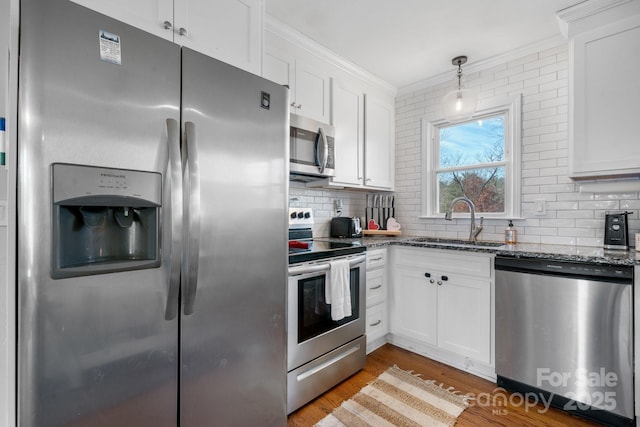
578 200 620 210
594 193 638 201
391 43 639 247
621 200 640 209
557 210 593 219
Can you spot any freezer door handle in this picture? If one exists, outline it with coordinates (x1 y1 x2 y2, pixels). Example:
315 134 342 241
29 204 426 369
164 118 182 320
182 121 201 315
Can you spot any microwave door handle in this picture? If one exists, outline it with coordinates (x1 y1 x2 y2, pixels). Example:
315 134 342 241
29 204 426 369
164 118 183 321
182 121 201 316
316 127 328 174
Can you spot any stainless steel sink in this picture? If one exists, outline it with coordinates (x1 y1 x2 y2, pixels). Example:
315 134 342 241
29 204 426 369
406 237 504 248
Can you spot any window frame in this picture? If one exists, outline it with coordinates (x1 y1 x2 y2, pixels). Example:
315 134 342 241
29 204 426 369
421 94 522 219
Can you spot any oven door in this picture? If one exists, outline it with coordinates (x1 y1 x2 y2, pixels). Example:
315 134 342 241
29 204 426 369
287 254 366 371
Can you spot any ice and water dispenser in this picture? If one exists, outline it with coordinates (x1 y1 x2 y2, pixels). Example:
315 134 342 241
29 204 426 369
52 163 162 278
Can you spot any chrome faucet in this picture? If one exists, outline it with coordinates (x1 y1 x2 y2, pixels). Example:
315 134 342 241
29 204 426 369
445 196 484 242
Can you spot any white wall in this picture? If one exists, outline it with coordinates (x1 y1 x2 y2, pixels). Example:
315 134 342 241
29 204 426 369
394 42 639 246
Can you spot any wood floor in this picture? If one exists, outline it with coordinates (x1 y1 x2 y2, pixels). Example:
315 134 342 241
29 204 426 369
287 344 602 426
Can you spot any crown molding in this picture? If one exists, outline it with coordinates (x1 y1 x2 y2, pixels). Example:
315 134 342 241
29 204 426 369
265 14 397 96
397 35 567 96
556 0 640 38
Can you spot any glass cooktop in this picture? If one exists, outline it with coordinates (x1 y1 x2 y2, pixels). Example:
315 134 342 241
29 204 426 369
288 239 365 264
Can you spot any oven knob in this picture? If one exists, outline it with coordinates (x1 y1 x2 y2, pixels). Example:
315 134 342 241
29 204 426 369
304 212 311 219
297 212 304 219
290 212 297 219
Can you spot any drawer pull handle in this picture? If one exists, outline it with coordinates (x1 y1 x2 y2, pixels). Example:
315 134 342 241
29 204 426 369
370 256 383 262
369 285 382 290
369 320 382 327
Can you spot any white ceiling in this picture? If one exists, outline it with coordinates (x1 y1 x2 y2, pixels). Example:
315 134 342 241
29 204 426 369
265 0 586 89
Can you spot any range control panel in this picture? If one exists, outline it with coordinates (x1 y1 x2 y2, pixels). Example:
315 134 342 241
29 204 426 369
288 207 314 229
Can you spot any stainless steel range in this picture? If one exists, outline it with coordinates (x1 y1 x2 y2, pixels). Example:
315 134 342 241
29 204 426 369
287 208 366 413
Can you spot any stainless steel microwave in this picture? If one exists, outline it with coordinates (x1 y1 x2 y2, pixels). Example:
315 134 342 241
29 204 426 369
290 114 335 180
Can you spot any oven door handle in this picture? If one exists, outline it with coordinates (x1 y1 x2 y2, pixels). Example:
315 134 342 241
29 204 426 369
288 254 366 276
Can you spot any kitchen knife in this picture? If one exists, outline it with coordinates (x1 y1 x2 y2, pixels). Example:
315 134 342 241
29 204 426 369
378 195 383 230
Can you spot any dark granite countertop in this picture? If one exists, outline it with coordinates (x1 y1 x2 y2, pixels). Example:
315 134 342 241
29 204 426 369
315 236 640 267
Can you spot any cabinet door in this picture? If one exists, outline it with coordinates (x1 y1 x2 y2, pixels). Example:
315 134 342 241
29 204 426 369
437 274 491 364
174 0 263 74
391 266 437 345
366 268 385 307
366 303 388 343
294 58 331 123
263 49 294 88
331 79 364 185
70 0 174 40
364 94 394 189
570 15 640 178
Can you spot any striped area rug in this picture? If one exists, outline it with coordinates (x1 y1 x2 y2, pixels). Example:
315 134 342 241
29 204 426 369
315 365 470 427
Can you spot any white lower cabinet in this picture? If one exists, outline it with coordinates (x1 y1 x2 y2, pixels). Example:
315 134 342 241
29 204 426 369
391 266 437 346
437 273 490 363
365 248 388 353
390 247 495 380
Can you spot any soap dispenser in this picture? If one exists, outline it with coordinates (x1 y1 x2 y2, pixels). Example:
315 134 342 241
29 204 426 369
505 220 517 244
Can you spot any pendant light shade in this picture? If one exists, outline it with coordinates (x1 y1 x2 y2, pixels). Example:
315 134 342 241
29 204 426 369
442 56 477 122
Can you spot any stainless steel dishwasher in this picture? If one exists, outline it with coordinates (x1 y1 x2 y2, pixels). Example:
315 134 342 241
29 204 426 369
495 256 634 426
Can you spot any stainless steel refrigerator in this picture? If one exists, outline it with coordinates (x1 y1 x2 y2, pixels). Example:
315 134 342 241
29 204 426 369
17 0 288 425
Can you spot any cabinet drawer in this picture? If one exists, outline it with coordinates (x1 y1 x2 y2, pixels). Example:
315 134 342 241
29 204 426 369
394 247 491 278
366 248 386 269
366 303 387 339
366 268 385 307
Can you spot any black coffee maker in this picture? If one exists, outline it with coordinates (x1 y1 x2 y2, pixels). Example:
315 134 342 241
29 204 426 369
604 211 631 250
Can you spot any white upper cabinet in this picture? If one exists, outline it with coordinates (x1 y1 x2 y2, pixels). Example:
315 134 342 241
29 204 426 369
71 0 263 74
329 80 395 190
176 0 262 74
264 18 397 190
263 49 330 123
331 79 364 186
567 9 640 178
71 0 174 40
294 59 331 123
364 94 395 189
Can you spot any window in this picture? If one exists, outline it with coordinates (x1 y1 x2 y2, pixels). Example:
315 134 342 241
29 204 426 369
422 95 521 218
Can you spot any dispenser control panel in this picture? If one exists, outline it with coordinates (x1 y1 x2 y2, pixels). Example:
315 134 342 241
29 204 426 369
52 163 161 206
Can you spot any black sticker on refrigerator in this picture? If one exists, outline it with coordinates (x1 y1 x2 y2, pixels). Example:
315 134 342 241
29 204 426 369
99 30 122 65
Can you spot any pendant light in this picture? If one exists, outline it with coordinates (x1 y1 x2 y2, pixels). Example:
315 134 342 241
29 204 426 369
442 55 477 122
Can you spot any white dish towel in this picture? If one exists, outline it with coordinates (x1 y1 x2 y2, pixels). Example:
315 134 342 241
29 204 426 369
326 259 352 321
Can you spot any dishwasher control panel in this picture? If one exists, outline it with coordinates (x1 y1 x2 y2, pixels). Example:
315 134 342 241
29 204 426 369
495 256 633 282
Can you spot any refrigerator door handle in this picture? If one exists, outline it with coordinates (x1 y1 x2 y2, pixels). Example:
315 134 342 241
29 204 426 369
182 121 201 315
164 118 182 320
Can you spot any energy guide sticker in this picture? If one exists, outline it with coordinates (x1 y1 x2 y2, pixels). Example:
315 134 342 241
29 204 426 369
99 30 121 64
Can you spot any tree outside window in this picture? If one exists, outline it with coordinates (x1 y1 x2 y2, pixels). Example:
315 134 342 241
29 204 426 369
437 116 506 214
422 94 522 219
